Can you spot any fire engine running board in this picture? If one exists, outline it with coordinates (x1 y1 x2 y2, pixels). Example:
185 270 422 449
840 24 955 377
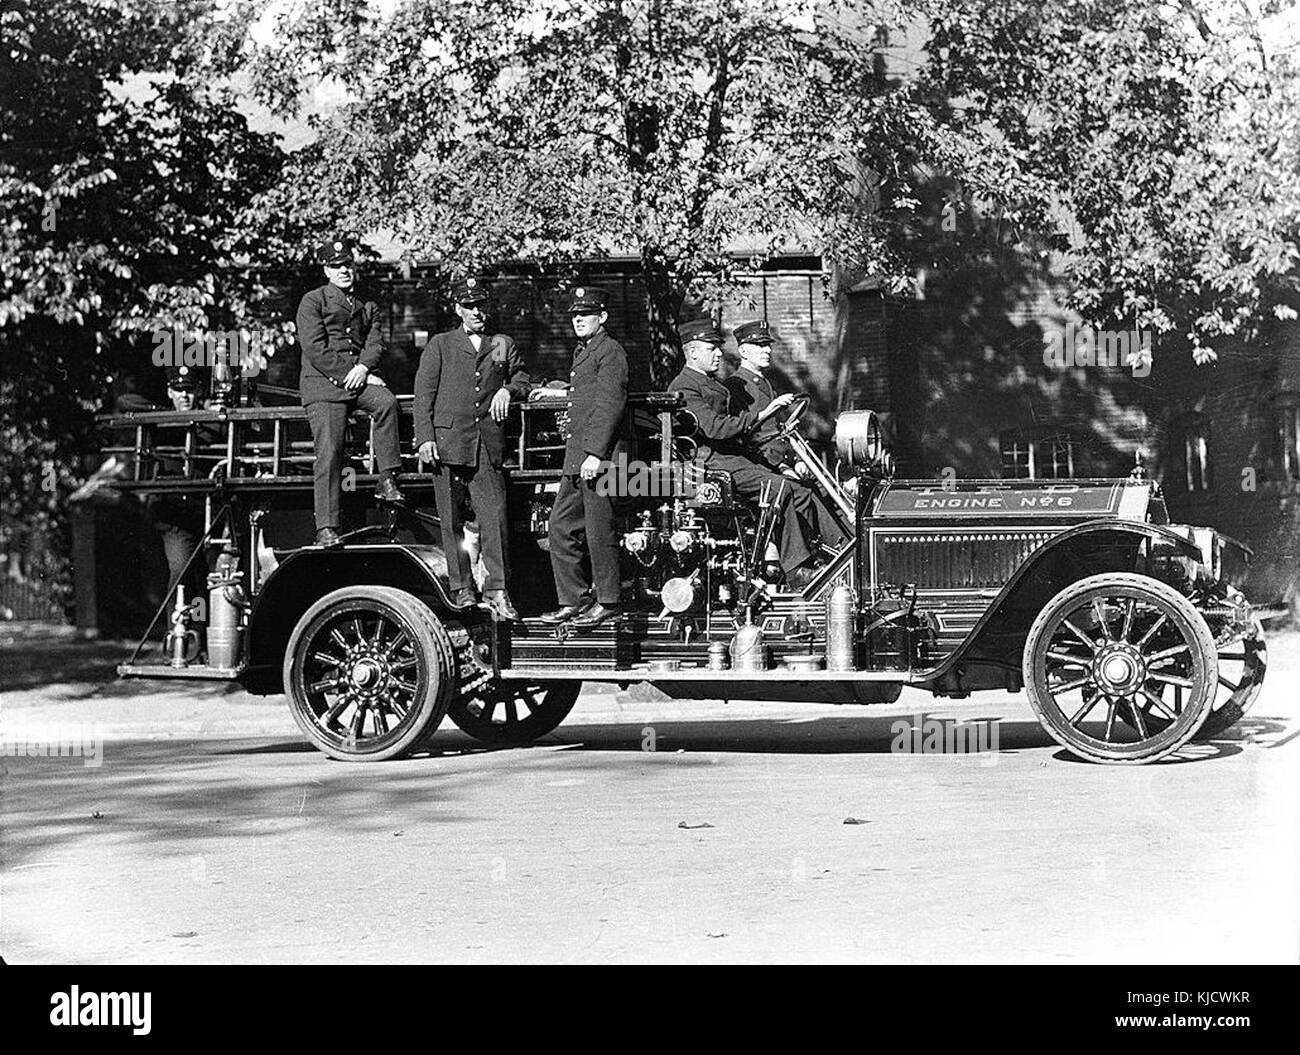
117 663 242 680
497 666 923 683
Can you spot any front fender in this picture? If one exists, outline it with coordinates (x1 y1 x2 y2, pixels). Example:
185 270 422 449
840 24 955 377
241 544 461 694
927 519 1203 680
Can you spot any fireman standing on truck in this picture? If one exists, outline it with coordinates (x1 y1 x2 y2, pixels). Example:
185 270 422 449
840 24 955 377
295 237 405 548
540 286 629 629
413 276 531 621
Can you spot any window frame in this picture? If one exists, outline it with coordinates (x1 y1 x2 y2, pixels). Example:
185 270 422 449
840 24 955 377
1174 413 1213 494
999 427 1079 480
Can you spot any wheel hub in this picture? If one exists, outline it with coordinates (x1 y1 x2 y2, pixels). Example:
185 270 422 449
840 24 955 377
349 657 384 692
1092 644 1145 695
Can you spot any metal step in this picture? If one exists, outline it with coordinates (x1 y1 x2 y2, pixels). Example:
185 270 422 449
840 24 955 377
117 663 242 680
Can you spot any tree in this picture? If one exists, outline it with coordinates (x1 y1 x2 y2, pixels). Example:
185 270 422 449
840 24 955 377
919 0 1300 364
0 0 286 610
242 0 1006 386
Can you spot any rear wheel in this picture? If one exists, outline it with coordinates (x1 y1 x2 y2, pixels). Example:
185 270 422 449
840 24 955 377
446 679 581 745
1024 573 1217 764
284 586 454 761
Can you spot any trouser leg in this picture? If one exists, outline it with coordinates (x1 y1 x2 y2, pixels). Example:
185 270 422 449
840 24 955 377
731 463 812 574
432 464 473 591
581 481 620 605
807 488 850 547
548 474 590 606
468 443 509 592
158 519 202 601
355 384 402 473
772 482 812 572
786 479 847 548
305 401 347 529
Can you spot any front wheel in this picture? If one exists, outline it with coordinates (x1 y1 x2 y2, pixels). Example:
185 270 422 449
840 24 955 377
284 586 455 761
1023 573 1217 764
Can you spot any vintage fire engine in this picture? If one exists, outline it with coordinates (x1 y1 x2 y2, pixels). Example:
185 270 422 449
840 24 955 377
101 383 1267 765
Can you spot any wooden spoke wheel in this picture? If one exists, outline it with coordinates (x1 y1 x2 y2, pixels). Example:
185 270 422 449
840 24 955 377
446 679 581 745
1023 573 1217 764
284 586 454 761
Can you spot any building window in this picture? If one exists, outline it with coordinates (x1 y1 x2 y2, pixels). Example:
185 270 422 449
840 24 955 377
1000 428 1077 479
1001 432 1032 478
1277 402 1300 482
1176 416 1212 492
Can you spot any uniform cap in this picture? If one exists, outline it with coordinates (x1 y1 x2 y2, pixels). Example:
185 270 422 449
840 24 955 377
316 237 355 266
677 317 723 346
163 363 205 391
452 275 491 304
568 286 609 313
734 319 775 346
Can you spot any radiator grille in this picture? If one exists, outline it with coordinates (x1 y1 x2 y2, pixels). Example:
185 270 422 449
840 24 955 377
874 531 1057 590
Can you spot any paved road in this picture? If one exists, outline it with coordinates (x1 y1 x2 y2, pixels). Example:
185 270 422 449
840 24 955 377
2 632 1298 964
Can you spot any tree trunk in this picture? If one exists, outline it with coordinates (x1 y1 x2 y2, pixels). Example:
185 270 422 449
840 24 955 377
641 245 681 391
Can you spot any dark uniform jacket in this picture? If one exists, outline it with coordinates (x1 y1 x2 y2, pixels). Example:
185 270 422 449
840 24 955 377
295 282 385 405
412 327 531 468
667 366 761 473
562 329 628 475
724 367 794 469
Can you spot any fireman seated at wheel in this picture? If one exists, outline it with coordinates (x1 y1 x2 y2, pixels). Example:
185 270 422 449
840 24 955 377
722 319 849 552
666 318 824 589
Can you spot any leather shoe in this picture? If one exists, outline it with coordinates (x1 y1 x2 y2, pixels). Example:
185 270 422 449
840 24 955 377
314 527 343 548
539 601 592 625
452 587 478 607
570 602 621 629
484 590 520 621
374 476 406 503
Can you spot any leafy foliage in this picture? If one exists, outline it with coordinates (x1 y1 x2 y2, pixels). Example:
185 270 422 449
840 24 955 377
0 0 286 610
920 0 1300 363
242 0 1010 385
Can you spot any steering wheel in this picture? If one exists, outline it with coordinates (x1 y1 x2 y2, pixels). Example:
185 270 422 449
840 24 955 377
773 394 811 439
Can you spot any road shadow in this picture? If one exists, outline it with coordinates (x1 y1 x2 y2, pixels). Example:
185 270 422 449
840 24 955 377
422 710 1275 765
0 638 131 692
217 709 1284 764
0 737 485 872
424 713 1046 757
